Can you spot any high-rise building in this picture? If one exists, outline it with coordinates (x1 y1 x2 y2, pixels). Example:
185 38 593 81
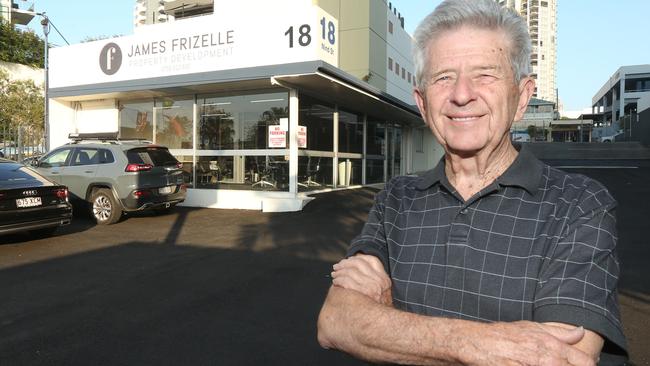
134 0 214 28
497 0 557 106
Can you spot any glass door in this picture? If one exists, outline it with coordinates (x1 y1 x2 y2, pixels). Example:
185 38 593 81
387 124 402 180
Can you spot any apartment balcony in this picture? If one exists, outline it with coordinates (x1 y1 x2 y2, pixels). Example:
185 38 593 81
163 0 213 20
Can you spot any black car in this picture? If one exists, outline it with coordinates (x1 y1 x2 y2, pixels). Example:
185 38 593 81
0 158 73 237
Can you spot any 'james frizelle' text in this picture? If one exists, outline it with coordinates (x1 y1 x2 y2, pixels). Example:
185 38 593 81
127 31 234 57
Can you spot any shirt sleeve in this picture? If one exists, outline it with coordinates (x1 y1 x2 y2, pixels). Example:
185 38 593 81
534 181 628 364
346 182 391 274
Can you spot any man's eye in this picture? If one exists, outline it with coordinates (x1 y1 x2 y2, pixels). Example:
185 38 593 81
478 74 497 81
435 76 451 83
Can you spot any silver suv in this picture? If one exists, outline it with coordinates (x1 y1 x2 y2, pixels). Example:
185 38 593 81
34 133 186 225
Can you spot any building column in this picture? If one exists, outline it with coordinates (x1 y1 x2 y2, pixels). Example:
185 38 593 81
362 114 367 185
288 89 299 194
332 106 339 188
619 77 626 122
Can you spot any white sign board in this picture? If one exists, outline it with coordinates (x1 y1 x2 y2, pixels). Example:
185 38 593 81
50 3 338 88
268 125 287 148
297 125 307 148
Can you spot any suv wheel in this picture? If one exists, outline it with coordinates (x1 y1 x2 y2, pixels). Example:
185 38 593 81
91 188 122 225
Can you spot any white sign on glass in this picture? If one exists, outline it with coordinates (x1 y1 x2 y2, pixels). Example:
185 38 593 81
268 125 287 148
297 125 307 148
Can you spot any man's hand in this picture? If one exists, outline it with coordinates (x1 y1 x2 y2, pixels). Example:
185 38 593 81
459 320 596 366
331 254 392 306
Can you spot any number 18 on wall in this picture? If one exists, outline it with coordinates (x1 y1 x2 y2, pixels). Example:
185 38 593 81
284 15 337 56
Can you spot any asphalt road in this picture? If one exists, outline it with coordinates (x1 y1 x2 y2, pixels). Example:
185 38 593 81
1 143 649 365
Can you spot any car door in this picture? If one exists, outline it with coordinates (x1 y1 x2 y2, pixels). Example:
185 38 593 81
35 147 73 186
63 147 100 200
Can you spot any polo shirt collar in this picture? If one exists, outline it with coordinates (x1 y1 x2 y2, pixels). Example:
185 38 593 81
495 144 544 195
415 144 544 195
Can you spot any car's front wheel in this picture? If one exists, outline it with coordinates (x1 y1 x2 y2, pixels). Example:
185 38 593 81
91 188 122 225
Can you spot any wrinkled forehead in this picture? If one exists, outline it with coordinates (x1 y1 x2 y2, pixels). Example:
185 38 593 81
425 26 514 69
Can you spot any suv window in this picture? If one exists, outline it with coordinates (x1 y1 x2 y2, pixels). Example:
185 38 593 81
39 148 72 168
71 148 99 166
126 147 178 166
98 149 115 164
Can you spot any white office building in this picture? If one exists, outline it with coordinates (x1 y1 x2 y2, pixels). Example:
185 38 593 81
592 64 650 124
46 0 442 212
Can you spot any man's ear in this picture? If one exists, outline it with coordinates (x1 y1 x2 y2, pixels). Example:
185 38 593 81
514 76 535 122
413 88 428 120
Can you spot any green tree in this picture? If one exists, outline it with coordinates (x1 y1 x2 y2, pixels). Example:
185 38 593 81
0 21 45 67
0 69 44 133
527 125 536 140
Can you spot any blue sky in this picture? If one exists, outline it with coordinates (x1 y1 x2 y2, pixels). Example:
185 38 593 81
21 0 650 112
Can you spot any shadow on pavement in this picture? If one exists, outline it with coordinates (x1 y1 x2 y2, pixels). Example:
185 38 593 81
0 189 378 365
0 241 363 365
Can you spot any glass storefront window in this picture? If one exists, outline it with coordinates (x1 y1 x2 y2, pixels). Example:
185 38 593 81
154 97 194 149
338 109 363 153
366 158 385 184
366 119 385 156
297 156 327 191
119 100 154 141
299 94 334 152
176 155 194 187
195 156 235 188
197 91 288 150
192 155 289 192
337 158 361 186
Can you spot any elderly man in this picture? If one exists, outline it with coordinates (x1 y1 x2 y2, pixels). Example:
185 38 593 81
317 0 627 365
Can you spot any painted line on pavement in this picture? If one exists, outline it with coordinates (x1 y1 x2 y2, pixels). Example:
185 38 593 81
555 166 638 169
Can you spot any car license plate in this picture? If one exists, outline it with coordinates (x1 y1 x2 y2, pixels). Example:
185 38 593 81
159 186 173 194
16 197 42 208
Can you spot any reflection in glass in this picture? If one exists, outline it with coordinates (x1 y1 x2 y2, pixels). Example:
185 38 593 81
299 95 334 152
154 97 193 149
119 100 154 141
338 109 363 153
246 155 289 191
176 155 194 187
366 119 385 156
195 156 234 187
388 125 402 179
297 156 333 191
366 158 385 184
198 92 288 150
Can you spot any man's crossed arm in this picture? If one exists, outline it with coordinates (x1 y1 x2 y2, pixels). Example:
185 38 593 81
317 254 604 366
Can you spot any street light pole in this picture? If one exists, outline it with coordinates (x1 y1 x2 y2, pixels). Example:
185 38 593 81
41 14 50 151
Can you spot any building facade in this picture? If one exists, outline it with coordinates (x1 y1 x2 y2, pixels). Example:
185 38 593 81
47 0 440 212
592 64 650 125
511 97 554 141
497 0 557 104
0 0 35 25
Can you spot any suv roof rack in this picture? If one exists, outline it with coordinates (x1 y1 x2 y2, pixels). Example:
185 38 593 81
69 132 119 141
68 132 153 144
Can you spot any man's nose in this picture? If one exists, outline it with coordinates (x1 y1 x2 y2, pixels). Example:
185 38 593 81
449 76 476 106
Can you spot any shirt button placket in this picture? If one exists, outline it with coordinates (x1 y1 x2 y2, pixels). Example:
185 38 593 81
449 206 470 243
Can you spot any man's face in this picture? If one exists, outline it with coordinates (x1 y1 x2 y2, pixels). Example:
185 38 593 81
414 25 534 155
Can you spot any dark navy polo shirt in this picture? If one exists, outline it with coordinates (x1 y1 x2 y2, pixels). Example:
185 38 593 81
348 146 627 364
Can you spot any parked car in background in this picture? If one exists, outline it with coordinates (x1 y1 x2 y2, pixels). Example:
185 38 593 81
0 158 72 237
33 133 187 225
511 132 531 142
599 131 624 142
0 146 46 160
